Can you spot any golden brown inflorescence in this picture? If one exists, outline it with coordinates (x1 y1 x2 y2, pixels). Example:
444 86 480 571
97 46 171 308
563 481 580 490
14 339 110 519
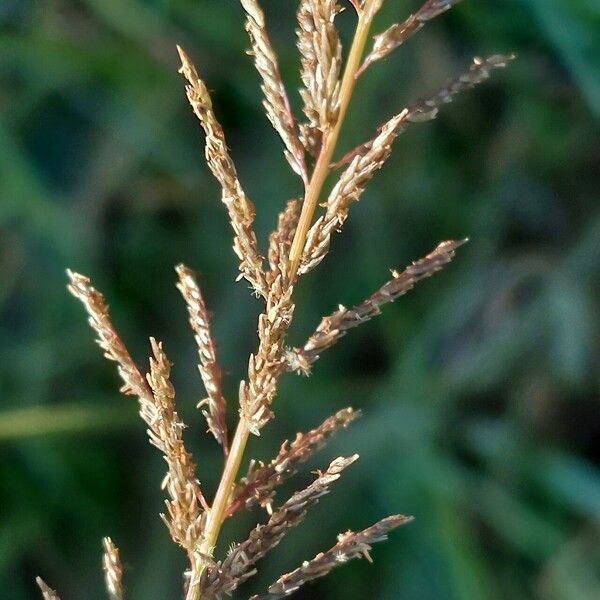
48 1 513 598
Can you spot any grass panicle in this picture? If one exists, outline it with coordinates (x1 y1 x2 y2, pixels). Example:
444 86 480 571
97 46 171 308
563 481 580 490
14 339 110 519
144 338 206 553
52 2 512 598
241 0 308 184
177 45 267 298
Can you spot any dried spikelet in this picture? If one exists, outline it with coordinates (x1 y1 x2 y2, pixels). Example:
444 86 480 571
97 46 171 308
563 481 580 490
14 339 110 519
359 0 463 76
36 578 61 600
227 407 359 515
176 264 228 453
289 239 466 371
177 46 267 297
296 0 342 156
66 271 149 399
268 198 301 278
240 0 308 183
251 514 413 599
102 537 124 600
144 338 206 552
201 455 358 596
300 54 514 274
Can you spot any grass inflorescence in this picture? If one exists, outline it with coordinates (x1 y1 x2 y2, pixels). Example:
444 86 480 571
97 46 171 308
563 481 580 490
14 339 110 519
39 1 512 598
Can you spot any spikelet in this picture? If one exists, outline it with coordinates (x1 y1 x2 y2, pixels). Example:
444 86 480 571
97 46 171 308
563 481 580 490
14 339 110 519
144 338 206 552
36 578 61 600
228 407 359 515
251 515 413 599
240 0 308 184
177 46 267 297
102 537 124 600
176 264 228 453
358 0 463 76
296 0 342 156
288 240 466 371
300 54 514 274
268 198 301 278
201 455 358 596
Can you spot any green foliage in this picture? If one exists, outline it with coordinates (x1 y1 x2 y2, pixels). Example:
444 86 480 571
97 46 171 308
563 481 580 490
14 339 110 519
1 1 598 598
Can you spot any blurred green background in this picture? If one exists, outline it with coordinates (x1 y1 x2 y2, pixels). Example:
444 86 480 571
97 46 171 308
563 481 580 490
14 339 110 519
1 0 599 598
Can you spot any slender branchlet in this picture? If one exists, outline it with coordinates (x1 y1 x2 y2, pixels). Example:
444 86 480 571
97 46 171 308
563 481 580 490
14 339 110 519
144 338 206 553
358 0 464 77
227 407 359 516
296 0 342 157
251 514 413 599
289 240 467 372
176 264 229 454
201 455 358 596
240 0 308 184
102 537 124 600
66 270 150 400
300 54 514 274
177 46 267 298
36 578 61 600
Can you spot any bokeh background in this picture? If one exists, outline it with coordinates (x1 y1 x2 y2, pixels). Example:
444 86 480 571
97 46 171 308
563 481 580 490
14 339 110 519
1 1 599 598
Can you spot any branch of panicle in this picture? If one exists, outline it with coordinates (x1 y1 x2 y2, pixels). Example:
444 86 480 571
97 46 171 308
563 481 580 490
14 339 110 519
288 240 467 372
226 407 359 516
176 264 229 454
